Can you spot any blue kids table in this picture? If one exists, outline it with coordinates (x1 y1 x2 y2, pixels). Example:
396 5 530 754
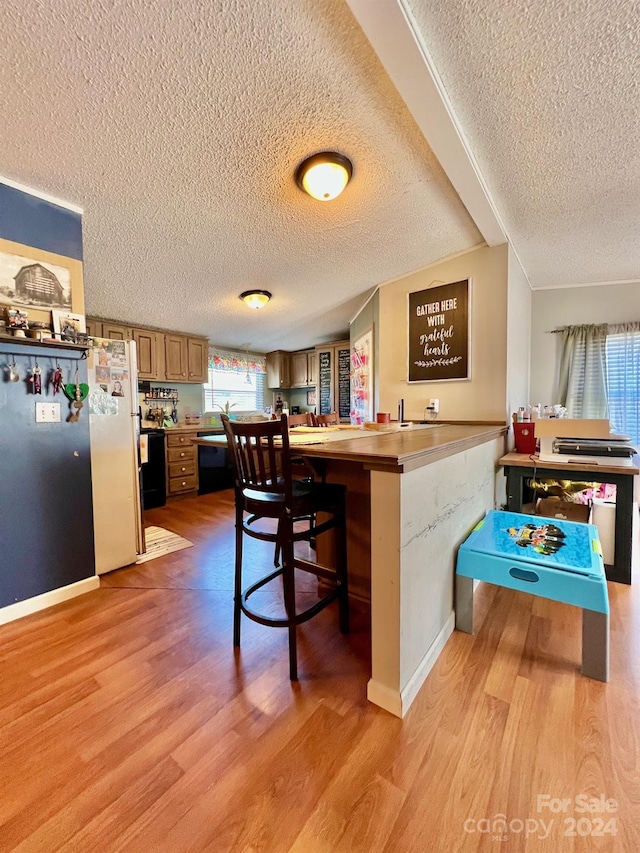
456 509 609 681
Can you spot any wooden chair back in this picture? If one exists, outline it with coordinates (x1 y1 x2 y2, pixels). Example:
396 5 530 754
222 414 293 501
312 412 339 427
286 412 313 427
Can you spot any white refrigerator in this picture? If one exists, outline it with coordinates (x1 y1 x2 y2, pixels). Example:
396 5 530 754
87 338 145 574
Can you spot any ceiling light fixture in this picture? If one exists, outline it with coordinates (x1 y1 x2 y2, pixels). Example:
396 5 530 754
295 152 353 201
240 290 271 309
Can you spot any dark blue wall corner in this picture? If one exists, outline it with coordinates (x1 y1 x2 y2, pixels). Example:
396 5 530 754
0 183 83 260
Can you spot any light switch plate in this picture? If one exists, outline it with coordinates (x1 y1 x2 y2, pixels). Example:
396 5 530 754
36 402 61 423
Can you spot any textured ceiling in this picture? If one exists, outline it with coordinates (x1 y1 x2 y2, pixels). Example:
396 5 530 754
407 0 640 288
0 0 481 352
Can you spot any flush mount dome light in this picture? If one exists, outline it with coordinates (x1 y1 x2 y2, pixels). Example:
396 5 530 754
240 289 272 309
295 152 353 201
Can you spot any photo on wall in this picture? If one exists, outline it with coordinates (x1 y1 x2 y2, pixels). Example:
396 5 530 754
0 249 72 310
52 309 86 343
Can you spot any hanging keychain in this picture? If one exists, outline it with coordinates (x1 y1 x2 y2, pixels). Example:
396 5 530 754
52 364 63 395
64 367 89 421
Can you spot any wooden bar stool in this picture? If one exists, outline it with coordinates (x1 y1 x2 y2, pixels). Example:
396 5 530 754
221 414 349 680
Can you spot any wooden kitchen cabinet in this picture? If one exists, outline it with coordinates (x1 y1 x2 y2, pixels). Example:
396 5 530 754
166 433 198 497
87 317 207 383
133 328 164 380
165 334 188 381
307 350 317 387
187 337 208 383
85 318 103 339
266 350 291 389
315 339 351 422
102 322 132 341
289 349 316 387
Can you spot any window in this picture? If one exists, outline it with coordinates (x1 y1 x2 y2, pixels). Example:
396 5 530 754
606 325 640 445
203 348 266 413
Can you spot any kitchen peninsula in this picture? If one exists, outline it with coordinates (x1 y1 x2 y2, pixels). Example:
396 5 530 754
195 422 507 717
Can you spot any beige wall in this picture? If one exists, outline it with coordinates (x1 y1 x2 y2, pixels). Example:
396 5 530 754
530 282 640 404
376 244 509 421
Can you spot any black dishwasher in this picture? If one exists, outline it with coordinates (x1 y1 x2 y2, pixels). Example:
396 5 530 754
197 433 233 494
141 429 167 508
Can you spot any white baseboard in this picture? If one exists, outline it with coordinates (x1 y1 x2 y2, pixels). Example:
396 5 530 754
0 576 100 626
367 679 403 717
367 611 456 719
400 611 455 715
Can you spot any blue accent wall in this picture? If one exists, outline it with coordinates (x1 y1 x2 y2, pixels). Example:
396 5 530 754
0 183 83 260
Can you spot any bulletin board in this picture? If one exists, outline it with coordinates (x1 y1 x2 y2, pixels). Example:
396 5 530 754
350 327 373 424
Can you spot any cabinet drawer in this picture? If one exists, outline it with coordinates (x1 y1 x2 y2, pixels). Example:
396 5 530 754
167 446 195 463
168 473 198 495
168 459 196 478
167 433 193 448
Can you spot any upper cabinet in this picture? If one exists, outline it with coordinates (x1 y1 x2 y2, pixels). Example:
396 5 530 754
266 350 291 389
187 337 208 383
165 334 188 381
88 317 208 383
133 328 164 381
267 349 317 389
289 349 316 388
102 322 132 341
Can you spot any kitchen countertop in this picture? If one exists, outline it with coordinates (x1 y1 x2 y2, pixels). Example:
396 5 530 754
140 423 224 434
193 423 508 473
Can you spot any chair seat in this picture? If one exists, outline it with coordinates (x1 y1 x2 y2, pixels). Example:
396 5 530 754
243 480 345 519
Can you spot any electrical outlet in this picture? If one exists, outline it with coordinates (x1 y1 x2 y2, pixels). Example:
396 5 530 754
35 402 61 423
428 398 440 414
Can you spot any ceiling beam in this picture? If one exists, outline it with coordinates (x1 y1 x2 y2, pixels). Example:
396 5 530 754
346 0 506 247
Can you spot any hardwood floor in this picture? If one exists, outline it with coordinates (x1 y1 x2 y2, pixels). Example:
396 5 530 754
1 489 638 852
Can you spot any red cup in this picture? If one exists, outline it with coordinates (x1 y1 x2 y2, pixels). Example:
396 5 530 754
376 412 391 424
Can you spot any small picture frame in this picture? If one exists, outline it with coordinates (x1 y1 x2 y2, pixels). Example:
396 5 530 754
51 309 86 343
307 389 316 407
6 306 29 330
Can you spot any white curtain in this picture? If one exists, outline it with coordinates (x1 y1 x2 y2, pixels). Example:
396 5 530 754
606 322 640 444
556 324 608 418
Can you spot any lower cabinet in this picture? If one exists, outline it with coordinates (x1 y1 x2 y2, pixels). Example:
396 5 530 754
166 433 198 497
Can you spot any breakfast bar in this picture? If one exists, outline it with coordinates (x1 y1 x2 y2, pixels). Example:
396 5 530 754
195 422 507 717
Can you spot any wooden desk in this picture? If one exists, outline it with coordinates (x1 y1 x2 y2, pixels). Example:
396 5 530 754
196 424 507 717
499 452 639 585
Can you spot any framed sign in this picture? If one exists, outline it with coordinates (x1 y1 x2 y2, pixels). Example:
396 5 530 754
408 279 470 382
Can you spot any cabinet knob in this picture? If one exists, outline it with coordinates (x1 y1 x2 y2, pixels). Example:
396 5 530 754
180 452 185 457
180 437 185 442
182 372 186 376
181 481 186 486
181 466 186 472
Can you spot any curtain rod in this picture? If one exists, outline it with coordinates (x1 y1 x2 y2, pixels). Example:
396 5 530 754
546 322 639 334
